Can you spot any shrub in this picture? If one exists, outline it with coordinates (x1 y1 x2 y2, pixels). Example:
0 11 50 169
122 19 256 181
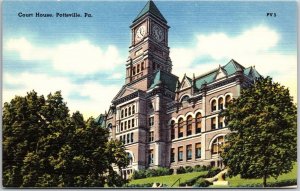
177 166 186 174
124 183 153 187
193 178 212 187
185 166 193 173
206 167 221 178
267 179 297 187
156 167 171 176
169 168 174 175
145 169 158 177
193 165 209 172
131 169 146 180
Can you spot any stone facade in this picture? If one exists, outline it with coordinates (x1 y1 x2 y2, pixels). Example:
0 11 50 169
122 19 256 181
97 1 261 179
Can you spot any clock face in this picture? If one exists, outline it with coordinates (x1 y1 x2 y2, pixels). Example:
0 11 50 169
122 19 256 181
152 24 164 42
136 26 146 40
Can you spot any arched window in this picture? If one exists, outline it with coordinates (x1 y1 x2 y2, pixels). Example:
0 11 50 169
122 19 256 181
129 107 131 116
124 121 127 130
212 136 225 155
137 64 140 73
128 120 131 129
225 95 231 107
125 108 128 117
178 118 184 138
186 115 192 136
211 100 217 112
218 97 224 110
121 110 124 118
181 95 190 102
171 120 175 140
127 152 133 165
196 113 202 134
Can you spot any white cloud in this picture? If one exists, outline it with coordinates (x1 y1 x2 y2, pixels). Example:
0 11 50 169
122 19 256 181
108 73 124 80
6 38 124 74
170 25 297 101
3 72 120 119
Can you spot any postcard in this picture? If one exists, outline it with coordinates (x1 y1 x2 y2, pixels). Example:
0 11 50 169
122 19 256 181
2 0 297 188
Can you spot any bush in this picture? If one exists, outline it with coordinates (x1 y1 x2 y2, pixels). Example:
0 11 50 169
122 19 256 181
193 179 212 187
193 165 209 172
185 166 193 173
206 167 221 178
177 166 186 174
156 167 172 176
169 168 174 175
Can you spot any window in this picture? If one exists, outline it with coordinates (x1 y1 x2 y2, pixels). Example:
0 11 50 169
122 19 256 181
218 116 224 129
178 118 184 138
121 110 124 118
141 62 144 70
181 95 189 102
178 147 183 161
171 148 175 162
131 132 134 142
225 95 231 107
211 100 217 112
211 117 216 130
219 97 224 110
124 121 127 130
149 131 154 142
128 120 131 129
127 134 130 143
132 118 135 128
186 145 192 160
149 117 154 127
137 64 140 73
120 136 122 142
121 122 123 131
171 120 175 140
129 107 131 116
125 108 128 117
149 149 154 164
132 105 135 114
195 143 201 158
123 135 126 144
212 136 225 154
133 67 136 75
128 153 133 165
196 113 202 134
187 115 192 136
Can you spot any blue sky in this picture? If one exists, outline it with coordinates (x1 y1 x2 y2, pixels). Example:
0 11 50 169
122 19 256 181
3 0 297 118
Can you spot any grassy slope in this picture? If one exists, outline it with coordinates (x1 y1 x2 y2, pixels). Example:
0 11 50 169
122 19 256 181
226 163 297 187
129 171 207 187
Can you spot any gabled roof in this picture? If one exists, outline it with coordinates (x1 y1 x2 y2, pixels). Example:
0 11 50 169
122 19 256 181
149 70 178 91
133 0 167 23
194 59 260 89
179 74 192 90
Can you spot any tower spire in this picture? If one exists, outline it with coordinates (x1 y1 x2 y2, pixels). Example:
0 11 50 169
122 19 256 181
133 0 167 23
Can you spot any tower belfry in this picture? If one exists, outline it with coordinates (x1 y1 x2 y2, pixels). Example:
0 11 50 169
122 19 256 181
125 0 172 86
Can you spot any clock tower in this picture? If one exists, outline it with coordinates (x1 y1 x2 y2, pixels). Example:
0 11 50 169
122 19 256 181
125 0 172 87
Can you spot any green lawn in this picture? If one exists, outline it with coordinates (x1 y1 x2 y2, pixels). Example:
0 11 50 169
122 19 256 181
129 171 207 187
219 163 297 187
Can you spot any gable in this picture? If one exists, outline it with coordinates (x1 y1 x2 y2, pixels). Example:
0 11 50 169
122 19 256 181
180 78 191 89
215 68 227 80
113 86 138 101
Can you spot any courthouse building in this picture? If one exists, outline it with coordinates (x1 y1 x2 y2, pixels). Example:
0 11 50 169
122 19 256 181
96 0 261 178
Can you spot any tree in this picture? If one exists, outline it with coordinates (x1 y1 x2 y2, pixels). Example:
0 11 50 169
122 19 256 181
221 77 297 187
3 90 129 187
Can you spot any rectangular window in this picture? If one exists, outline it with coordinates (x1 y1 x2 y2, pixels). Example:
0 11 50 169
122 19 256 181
171 148 175 162
186 145 192 160
178 146 183 161
178 126 183 138
131 132 134 142
128 120 131 129
187 124 192 136
171 127 175 140
211 118 216 130
127 134 130 143
195 143 201 158
149 149 154 164
123 135 126 144
218 116 224 129
132 118 135 127
149 117 154 127
125 121 127 130
121 123 123 131
149 131 154 142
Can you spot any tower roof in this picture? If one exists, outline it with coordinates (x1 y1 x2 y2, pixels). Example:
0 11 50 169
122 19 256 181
133 0 167 23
